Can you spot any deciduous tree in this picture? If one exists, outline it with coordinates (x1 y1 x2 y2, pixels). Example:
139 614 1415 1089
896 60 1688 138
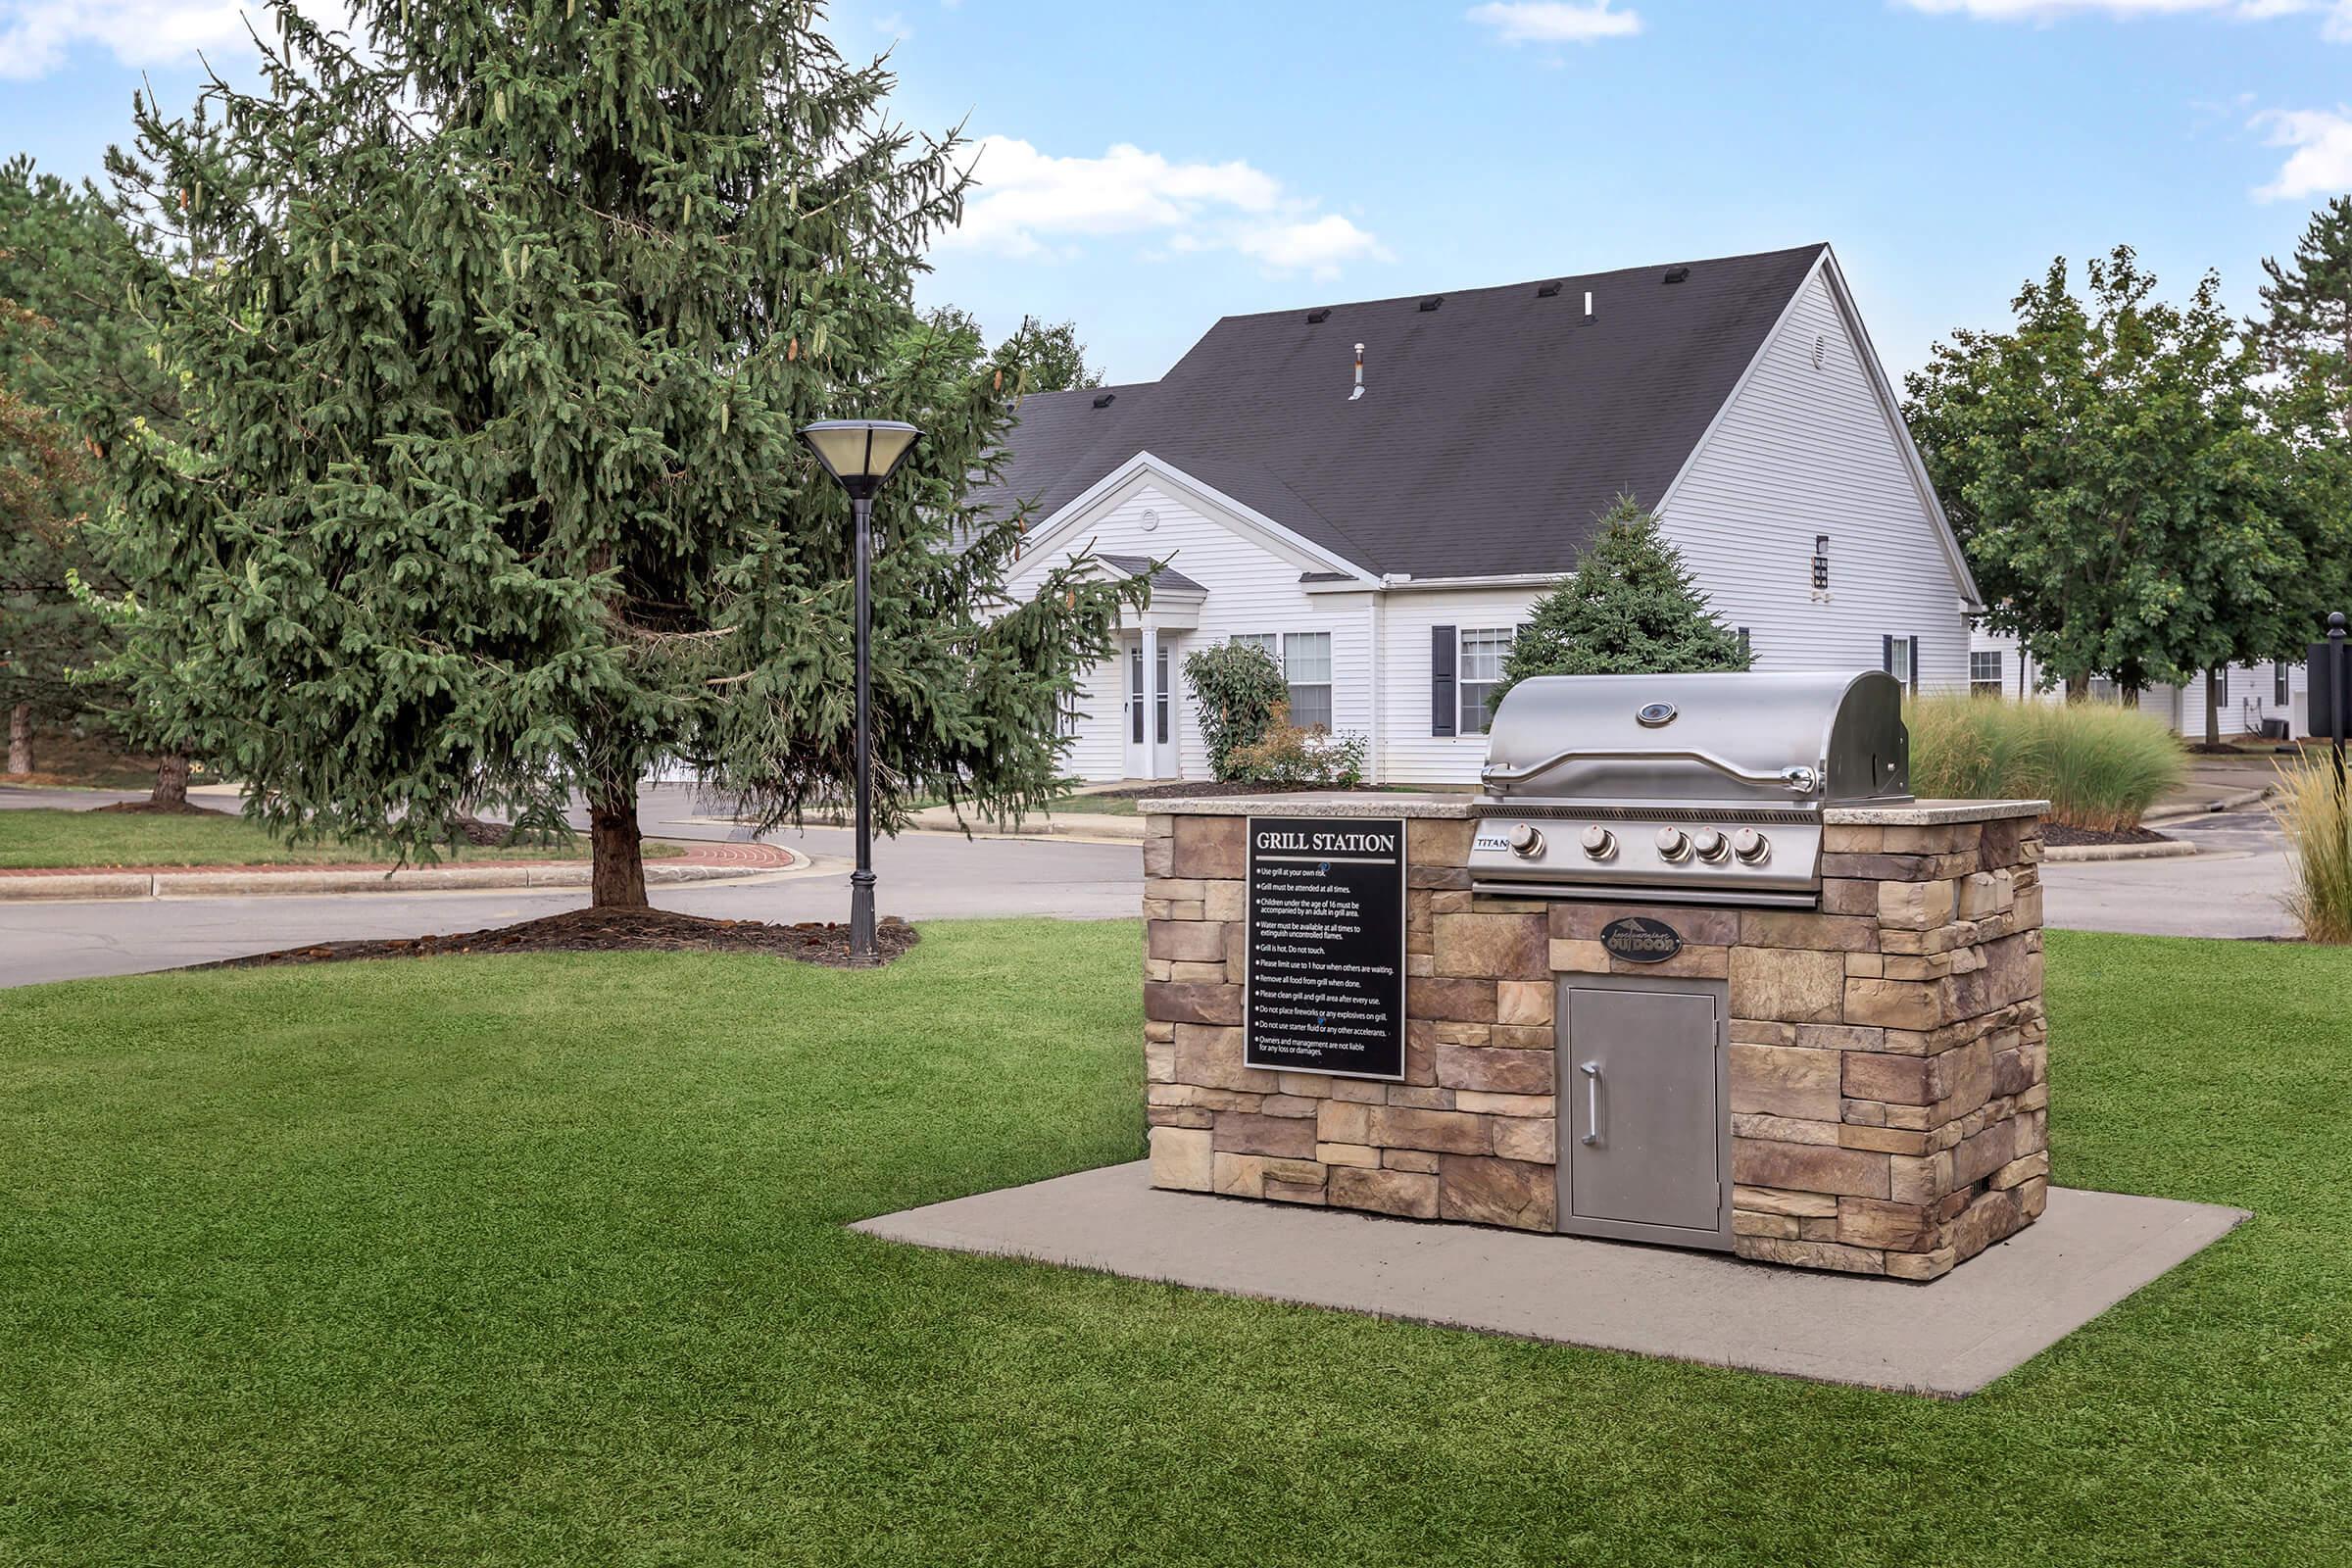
94 0 1141 904
1905 249 2310 740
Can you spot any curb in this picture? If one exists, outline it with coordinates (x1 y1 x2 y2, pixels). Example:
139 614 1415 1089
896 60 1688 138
2142 786 2273 824
2042 841 2201 863
0 857 797 903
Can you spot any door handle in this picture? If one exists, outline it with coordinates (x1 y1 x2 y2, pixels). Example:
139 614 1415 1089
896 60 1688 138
1579 1060 1600 1146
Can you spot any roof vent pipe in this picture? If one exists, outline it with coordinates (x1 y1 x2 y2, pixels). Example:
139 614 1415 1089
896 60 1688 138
1349 342 1365 401
1584 291 1594 319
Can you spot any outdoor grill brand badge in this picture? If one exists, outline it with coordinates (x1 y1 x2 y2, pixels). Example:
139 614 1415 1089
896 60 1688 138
1600 916 1683 963
1636 702 1678 728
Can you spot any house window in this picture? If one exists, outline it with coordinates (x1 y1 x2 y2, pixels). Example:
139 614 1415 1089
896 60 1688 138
1229 633 1277 661
1884 634 1919 693
1282 631 1333 731
1458 627 1515 734
1970 650 2003 697
1128 644 1145 745
2277 662 2292 707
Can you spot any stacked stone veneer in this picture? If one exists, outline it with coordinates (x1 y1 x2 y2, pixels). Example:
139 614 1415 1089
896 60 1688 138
1143 800 2050 1283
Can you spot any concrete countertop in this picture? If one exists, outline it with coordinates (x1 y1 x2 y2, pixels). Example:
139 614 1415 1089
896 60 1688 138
1148 794 2048 824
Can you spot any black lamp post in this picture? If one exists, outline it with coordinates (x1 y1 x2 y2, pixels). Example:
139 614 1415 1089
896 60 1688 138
797 418 922 961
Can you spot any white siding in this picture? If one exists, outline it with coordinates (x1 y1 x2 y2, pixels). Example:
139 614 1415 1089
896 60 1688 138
1971 628 2309 738
1376 586 1544 785
1003 479 1374 780
1657 268 1972 692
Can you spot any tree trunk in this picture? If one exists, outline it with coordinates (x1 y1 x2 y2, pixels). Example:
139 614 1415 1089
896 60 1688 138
6 703 29 777
149 751 190 809
589 790 649 908
2204 670 2223 750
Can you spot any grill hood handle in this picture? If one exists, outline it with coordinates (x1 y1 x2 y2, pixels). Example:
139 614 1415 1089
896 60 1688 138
1482 746 1821 795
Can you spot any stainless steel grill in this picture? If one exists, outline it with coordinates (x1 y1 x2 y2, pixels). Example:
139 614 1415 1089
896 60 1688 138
1470 671 1910 908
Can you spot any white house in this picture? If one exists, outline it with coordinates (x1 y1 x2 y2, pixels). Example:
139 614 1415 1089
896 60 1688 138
980 243 1984 785
1967 628 2307 741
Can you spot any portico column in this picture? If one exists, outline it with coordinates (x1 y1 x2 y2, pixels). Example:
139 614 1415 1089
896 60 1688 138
1141 619 1161 777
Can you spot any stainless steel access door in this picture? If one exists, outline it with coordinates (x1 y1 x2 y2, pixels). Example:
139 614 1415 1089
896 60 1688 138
1557 977 1732 1250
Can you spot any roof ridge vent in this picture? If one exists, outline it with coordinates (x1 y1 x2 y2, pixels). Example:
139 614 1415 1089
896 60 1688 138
1092 391 1115 409
1305 307 1332 323
1536 280 1562 298
1662 265 1690 284
1418 295 1444 313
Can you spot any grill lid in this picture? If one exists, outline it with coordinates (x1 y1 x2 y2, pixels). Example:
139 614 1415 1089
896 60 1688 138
1480 671 1910 806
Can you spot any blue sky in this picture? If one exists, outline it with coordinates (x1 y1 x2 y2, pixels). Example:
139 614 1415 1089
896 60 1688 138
6 0 2350 385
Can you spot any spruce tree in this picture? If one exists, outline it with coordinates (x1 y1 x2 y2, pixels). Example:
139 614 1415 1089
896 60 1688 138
1492 496 1748 712
91 0 1140 905
2251 196 2352 437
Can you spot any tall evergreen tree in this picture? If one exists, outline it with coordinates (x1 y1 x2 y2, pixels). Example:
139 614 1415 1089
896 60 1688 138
1491 496 1748 714
92 0 1141 905
2251 195 2352 438
1905 248 2310 733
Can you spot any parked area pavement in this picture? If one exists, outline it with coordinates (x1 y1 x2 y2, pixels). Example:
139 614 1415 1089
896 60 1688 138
2038 808 2296 940
0 818 1143 986
1 782 2305 985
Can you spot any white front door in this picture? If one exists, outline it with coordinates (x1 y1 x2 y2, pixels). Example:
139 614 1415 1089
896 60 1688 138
1121 630 1177 778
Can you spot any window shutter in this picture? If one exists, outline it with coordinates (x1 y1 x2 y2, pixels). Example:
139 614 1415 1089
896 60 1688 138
1882 635 1894 675
1431 626 1457 737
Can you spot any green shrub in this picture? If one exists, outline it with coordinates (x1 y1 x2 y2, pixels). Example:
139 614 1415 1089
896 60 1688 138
1183 642 1287 782
1907 694 2185 831
1226 705 1366 788
2274 760 2352 943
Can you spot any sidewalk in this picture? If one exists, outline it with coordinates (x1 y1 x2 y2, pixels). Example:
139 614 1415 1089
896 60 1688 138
2142 757 2281 823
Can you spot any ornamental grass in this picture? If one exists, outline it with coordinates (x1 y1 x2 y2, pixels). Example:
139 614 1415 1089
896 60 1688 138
1906 693 2185 832
2273 757 2352 944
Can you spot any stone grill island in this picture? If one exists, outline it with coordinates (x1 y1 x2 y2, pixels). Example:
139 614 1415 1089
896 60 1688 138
1143 675 2052 1282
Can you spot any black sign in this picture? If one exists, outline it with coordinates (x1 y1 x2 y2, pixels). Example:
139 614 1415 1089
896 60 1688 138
1244 815 1407 1081
1601 916 1683 964
2312 625 2350 745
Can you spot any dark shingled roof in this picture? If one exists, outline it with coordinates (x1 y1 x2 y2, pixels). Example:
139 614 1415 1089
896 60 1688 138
971 243 1829 580
1098 554 1207 594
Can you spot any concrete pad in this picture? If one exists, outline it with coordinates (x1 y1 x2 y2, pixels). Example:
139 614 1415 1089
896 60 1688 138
854 1162 2246 1397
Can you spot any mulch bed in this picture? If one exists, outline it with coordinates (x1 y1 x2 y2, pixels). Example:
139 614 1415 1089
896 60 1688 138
2040 822 2176 848
203 906 919 971
90 800 231 816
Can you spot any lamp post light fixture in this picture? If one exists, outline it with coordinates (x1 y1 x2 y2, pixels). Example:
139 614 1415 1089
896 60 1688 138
797 418 923 961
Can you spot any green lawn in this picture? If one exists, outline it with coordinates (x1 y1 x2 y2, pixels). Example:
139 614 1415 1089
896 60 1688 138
0 808 680 869
3 923 2347 1565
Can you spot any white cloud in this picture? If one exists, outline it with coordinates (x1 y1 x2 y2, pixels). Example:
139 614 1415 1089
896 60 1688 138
1466 0 1642 43
2253 107 2352 201
947 136 1389 279
1895 0 2352 37
1233 214 1389 275
0 0 257 77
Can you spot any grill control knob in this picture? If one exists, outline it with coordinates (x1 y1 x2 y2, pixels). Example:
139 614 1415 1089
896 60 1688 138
1733 827 1770 864
1579 825 1616 859
1654 826 1691 862
1691 828 1731 863
1508 823 1544 858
